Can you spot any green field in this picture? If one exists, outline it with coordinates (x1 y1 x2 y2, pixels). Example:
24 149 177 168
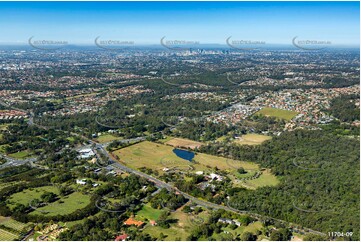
234 134 272 145
113 141 279 189
242 170 280 189
8 150 32 159
142 208 209 240
30 192 91 216
0 228 18 241
255 107 298 121
8 186 91 216
136 204 164 221
95 134 122 143
8 186 58 207
113 141 258 173
0 217 29 232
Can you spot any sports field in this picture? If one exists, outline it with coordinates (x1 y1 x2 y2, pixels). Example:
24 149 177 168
255 107 298 121
234 134 272 145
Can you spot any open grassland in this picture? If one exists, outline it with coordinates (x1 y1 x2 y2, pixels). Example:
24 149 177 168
242 170 280 189
8 150 32 159
113 141 279 188
0 217 29 232
0 228 18 241
8 186 58 207
234 134 272 145
8 186 91 216
164 137 204 149
135 204 164 221
142 208 209 241
30 192 91 216
255 107 298 121
113 141 257 173
95 134 122 143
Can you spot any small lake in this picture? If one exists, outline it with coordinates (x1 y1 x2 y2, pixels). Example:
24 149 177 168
173 148 195 162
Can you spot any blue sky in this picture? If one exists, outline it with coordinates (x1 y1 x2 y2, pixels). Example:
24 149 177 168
0 1 359 46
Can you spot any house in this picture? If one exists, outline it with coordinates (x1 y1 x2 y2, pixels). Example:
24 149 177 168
78 148 95 159
218 218 234 225
124 217 144 227
233 219 241 226
195 171 204 175
115 234 129 241
149 220 157 226
209 173 223 181
76 179 87 185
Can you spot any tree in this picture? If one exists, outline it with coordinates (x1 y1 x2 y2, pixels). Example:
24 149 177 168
240 231 257 241
270 228 291 241
237 167 247 174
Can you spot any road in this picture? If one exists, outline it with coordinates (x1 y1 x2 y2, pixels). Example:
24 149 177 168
109 161 326 237
0 100 326 237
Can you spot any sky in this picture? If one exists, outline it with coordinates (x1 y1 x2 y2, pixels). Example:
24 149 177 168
0 1 359 46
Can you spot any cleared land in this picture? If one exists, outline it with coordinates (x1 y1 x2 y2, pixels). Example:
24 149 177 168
8 186 91 216
234 134 272 145
135 204 164 221
0 228 18 241
95 134 122 143
113 141 279 189
8 150 32 159
164 137 204 149
113 141 257 173
30 192 90 216
255 107 298 121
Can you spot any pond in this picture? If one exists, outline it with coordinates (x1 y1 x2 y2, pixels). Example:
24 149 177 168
173 148 195 162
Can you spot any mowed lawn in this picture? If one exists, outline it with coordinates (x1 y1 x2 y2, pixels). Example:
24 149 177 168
30 192 90 216
113 141 257 173
8 186 91 216
8 150 32 159
95 134 122 143
164 137 204 149
142 208 208 240
243 170 280 189
255 107 298 121
234 134 272 145
0 217 29 232
0 229 18 241
8 186 58 207
136 204 164 221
